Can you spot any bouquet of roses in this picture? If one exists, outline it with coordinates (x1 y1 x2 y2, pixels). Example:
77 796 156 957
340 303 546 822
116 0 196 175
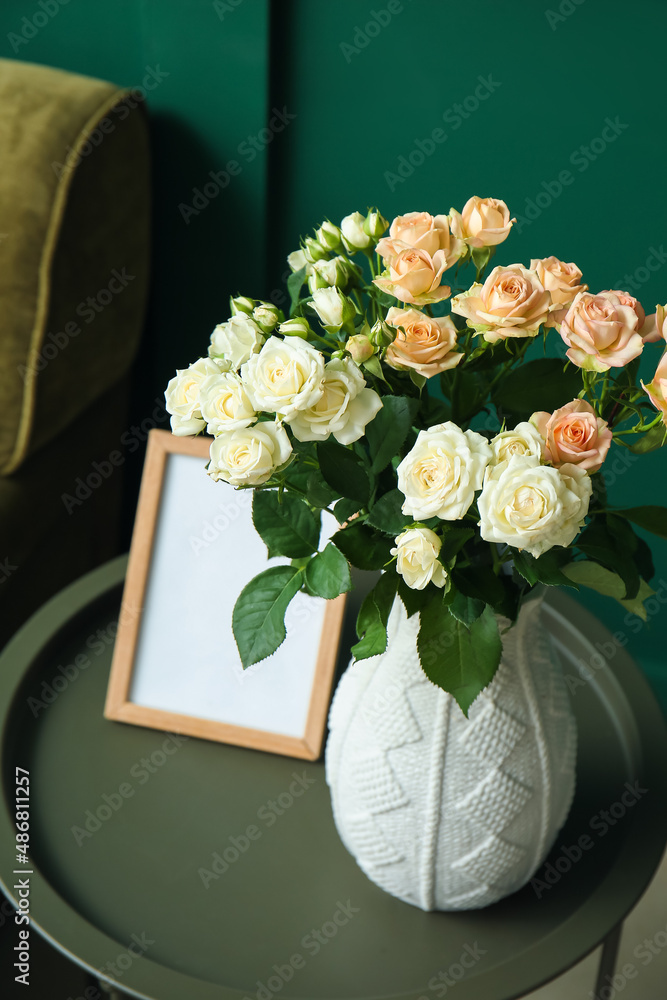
165 198 667 713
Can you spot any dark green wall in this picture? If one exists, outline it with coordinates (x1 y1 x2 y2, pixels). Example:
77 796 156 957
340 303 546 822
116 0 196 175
2 0 666 702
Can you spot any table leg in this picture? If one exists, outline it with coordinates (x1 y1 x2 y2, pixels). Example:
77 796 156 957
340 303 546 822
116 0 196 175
594 922 623 997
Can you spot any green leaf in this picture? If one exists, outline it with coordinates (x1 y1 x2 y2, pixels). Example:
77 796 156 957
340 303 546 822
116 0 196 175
451 565 517 619
417 601 502 716
306 469 339 508
317 440 371 503
364 396 419 474
512 548 578 589
629 423 667 454
614 505 667 541
304 544 351 599
440 526 475 562
367 489 409 536
448 591 485 628
352 572 398 660
397 578 430 617
409 370 427 391
287 265 307 315
492 358 582 416
362 354 388 383
562 562 655 621
333 497 363 525
232 566 302 667
577 519 640 599
333 521 392 570
252 492 320 558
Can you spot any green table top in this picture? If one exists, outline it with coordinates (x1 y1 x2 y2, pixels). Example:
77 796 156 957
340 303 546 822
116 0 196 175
0 556 666 1000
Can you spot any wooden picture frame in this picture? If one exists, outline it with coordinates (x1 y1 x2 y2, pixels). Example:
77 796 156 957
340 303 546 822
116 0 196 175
105 429 346 760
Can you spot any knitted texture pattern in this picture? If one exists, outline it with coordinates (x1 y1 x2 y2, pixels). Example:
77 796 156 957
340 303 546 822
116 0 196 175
325 595 576 911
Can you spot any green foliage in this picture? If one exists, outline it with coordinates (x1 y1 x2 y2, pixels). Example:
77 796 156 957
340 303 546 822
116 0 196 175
614 505 667 541
332 521 392 570
232 566 302 667
492 358 582 417
304 544 352 599
417 599 502 715
364 395 419 473
512 548 578 589
317 440 372 503
352 572 398 660
367 489 409 536
562 562 654 621
252 491 320 558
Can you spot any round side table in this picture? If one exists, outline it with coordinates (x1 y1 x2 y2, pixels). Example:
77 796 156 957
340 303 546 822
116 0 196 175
0 556 665 1000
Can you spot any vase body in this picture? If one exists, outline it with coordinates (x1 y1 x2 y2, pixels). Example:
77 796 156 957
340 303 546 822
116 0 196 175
325 593 576 911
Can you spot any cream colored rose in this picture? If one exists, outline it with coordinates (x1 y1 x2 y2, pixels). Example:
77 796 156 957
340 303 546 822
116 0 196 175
397 422 492 521
209 314 265 369
642 303 667 344
311 286 355 329
242 336 325 419
373 247 452 306
531 400 612 472
391 527 448 591
287 249 307 272
165 357 224 436
531 257 587 327
449 197 514 248
559 291 644 372
207 420 292 487
478 455 592 558
642 349 667 426
384 307 463 378
377 212 463 267
450 264 550 343
287 357 383 445
341 211 372 252
199 372 256 435
490 422 545 465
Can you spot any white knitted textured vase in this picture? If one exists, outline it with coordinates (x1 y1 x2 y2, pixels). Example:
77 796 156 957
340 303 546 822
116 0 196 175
325 592 576 911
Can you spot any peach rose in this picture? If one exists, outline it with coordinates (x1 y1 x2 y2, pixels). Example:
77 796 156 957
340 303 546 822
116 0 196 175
450 264 550 343
531 257 587 327
449 197 514 248
642 350 667 426
600 290 645 331
559 291 644 372
377 212 463 268
531 400 612 473
384 307 463 378
373 247 451 306
641 303 666 344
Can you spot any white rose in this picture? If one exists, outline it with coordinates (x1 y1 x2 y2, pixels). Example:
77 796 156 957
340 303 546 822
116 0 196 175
478 455 592 558
165 357 223 436
391 527 448 591
397 422 492 520
207 420 292 487
287 249 307 272
241 336 325 418
490 421 545 465
199 372 256 435
311 286 355 329
209 314 265 369
287 357 383 445
341 211 372 252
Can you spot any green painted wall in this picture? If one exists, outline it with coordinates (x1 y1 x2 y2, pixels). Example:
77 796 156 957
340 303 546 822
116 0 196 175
1 0 666 703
